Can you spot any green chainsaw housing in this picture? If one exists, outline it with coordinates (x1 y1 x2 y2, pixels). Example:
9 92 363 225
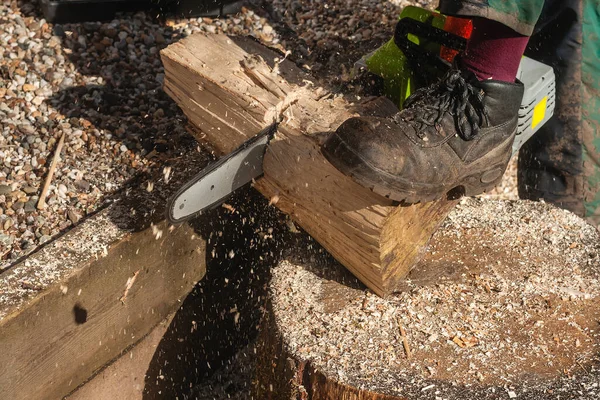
363 6 446 109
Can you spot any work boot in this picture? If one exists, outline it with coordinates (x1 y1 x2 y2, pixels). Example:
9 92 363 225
322 68 524 203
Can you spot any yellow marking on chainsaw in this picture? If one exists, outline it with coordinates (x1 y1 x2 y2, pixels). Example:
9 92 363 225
532 96 548 130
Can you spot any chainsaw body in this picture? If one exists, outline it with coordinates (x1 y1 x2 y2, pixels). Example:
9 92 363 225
355 6 556 154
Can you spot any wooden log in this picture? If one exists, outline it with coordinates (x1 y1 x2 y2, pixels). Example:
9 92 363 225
0 212 206 400
66 314 176 400
0 154 208 400
160 34 457 296
254 199 600 399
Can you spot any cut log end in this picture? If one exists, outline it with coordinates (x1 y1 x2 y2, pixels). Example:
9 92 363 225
255 199 600 399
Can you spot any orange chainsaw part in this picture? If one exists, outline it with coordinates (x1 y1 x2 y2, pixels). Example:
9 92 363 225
440 16 473 62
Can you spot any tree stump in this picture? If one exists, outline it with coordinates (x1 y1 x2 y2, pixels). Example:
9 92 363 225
255 199 600 399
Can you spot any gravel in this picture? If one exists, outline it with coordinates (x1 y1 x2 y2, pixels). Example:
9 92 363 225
0 0 281 269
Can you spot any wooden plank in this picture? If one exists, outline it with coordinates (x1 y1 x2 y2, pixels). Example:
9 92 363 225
0 186 207 400
66 314 175 400
161 34 456 296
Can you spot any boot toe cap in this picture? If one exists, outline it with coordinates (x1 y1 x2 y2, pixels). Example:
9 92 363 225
323 117 454 188
324 117 408 175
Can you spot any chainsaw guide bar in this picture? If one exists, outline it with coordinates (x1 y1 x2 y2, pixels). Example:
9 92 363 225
167 124 277 223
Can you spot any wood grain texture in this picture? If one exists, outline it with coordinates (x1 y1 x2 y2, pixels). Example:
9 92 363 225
66 314 175 400
0 212 206 400
161 34 456 295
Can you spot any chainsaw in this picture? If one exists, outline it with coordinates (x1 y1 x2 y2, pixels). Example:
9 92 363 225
167 6 556 224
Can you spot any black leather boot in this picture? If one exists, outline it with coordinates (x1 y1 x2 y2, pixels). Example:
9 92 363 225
322 68 524 203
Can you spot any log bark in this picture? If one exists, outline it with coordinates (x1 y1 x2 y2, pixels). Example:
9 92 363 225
254 199 600 399
161 34 457 296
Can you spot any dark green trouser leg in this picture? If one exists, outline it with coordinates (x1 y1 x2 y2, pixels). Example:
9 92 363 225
439 0 545 35
518 0 586 217
519 0 600 227
581 1 600 225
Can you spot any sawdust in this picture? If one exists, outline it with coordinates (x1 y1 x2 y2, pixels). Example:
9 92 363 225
269 198 600 399
0 207 125 321
481 155 519 201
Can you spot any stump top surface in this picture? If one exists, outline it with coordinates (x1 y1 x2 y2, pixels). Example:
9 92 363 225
272 199 600 399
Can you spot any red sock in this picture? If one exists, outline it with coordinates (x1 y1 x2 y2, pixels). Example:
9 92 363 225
461 18 530 82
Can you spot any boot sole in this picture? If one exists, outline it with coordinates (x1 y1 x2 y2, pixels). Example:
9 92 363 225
322 133 514 204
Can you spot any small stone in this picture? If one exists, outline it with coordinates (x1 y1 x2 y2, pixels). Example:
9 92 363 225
0 234 14 245
263 25 274 35
153 108 165 118
59 77 74 89
44 70 55 82
118 31 128 40
67 209 80 224
0 185 11 195
54 25 66 37
115 39 127 50
143 34 155 46
24 200 37 213
94 41 107 52
74 180 91 191
18 124 35 135
10 191 26 200
22 83 35 92
103 28 118 38
155 33 166 44
39 235 51 244
12 202 24 211
22 186 37 195
48 35 62 48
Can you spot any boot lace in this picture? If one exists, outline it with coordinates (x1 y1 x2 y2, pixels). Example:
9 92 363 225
396 69 489 141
